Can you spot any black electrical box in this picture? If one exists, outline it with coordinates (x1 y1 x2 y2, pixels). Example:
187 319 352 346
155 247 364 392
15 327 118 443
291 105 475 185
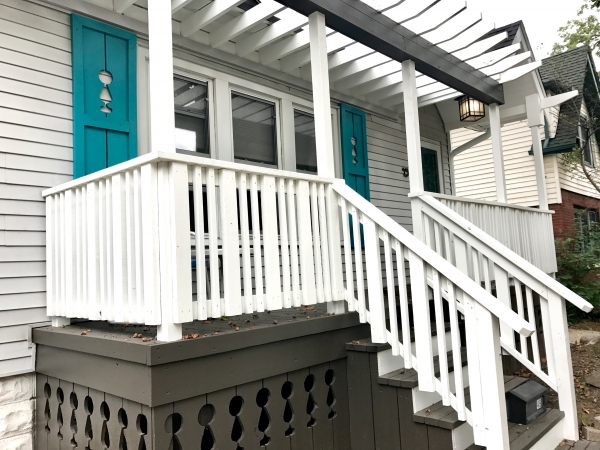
506 380 547 425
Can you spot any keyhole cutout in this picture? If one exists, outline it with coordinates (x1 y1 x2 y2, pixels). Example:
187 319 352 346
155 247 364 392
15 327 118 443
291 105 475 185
99 70 113 114
229 396 245 450
304 375 317 428
165 413 183 450
44 383 51 435
281 381 295 437
56 387 65 442
199 404 216 450
325 369 337 420
84 396 94 450
256 388 271 447
350 137 358 164
70 391 78 448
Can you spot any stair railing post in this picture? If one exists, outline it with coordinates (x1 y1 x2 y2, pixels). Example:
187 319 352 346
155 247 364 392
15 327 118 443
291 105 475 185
362 216 386 343
548 292 579 440
473 299 510 450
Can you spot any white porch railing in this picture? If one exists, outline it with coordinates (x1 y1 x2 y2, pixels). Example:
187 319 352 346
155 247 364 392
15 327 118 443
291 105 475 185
333 184 537 450
419 193 557 274
44 156 592 449
412 193 592 443
43 152 344 330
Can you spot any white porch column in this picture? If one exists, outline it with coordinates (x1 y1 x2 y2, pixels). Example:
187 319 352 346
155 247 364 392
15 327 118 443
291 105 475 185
403 60 425 239
148 1 183 341
489 103 507 203
309 11 345 312
526 94 549 210
309 11 335 178
148 0 176 154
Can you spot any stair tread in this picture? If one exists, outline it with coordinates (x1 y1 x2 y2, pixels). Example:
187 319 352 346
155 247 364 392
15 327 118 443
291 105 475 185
345 322 451 352
378 347 468 388
463 409 565 450
413 376 529 430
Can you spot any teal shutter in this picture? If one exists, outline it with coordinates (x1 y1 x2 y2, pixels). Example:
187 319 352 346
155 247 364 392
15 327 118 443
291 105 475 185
340 104 370 200
422 147 441 193
71 15 138 178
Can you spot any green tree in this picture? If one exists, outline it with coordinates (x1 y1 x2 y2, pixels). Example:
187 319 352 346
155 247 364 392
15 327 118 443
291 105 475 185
552 0 600 59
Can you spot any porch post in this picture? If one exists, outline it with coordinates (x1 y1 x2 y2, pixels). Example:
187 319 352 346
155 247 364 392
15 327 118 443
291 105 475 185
526 94 549 210
403 60 424 239
148 0 176 154
489 103 507 203
148 1 183 341
309 11 345 312
309 11 335 178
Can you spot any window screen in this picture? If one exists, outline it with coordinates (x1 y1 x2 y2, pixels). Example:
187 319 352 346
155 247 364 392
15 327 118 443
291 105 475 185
294 111 318 173
232 92 277 165
174 77 209 154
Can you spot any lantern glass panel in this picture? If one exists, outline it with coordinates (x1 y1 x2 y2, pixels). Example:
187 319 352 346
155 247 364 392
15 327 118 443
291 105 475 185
458 95 485 122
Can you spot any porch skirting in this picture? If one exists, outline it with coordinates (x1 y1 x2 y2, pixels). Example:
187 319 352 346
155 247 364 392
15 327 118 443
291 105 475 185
33 310 368 450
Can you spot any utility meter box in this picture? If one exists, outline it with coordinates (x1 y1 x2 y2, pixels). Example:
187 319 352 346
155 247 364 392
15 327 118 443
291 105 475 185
506 380 547 425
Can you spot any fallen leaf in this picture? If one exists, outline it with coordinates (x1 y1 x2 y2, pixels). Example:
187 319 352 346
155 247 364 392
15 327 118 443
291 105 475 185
80 331 87 335
273 320 278 325
236 327 240 331
142 337 152 342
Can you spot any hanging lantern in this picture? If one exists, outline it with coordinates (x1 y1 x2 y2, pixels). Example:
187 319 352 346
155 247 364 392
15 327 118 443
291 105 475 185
457 95 485 122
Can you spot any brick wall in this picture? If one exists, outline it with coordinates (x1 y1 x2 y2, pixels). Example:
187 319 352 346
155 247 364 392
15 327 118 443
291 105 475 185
549 189 600 239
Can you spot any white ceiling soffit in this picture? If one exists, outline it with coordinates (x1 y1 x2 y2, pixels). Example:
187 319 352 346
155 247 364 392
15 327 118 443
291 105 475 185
100 0 538 110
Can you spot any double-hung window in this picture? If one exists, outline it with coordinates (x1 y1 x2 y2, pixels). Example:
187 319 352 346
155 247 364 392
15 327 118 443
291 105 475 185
174 77 210 155
232 92 278 166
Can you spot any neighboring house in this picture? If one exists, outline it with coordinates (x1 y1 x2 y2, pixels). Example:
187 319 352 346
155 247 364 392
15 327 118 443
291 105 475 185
452 43 600 239
0 1 593 450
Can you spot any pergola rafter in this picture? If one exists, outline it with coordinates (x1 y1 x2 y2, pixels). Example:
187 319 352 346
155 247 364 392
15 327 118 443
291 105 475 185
92 0 542 111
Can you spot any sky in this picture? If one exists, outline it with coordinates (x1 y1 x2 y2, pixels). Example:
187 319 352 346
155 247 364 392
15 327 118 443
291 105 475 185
468 0 596 63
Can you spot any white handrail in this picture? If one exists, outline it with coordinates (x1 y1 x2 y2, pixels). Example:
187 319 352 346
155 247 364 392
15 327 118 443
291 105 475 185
42 152 338 198
333 183 535 337
418 194 593 312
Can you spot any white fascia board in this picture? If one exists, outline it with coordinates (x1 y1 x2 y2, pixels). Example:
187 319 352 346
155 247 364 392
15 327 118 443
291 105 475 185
210 0 286 48
180 0 246 38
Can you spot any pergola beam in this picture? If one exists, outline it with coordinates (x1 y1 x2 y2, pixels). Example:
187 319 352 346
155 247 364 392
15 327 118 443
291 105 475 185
275 0 504 105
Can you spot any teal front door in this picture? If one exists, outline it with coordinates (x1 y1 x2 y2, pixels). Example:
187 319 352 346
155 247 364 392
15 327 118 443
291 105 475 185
71 15 138 178
340 104 370 200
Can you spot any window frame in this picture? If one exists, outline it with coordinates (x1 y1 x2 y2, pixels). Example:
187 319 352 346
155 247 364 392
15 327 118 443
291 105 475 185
580 122 595 167
229 86 282 169
420 139 445 194
173 73 213 157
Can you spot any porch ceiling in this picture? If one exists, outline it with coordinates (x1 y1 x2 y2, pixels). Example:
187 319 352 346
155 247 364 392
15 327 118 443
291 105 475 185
97 0 541 112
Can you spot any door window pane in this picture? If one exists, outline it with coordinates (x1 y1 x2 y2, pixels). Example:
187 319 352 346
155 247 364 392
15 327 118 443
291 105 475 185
421 147 441 193
174 77 209 154
294 111 317 173
232 92 277 165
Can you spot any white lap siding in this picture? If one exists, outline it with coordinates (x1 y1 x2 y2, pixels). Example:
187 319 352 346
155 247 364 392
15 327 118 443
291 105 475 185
368 105 452 234
0 0 71 379
452 120 561 207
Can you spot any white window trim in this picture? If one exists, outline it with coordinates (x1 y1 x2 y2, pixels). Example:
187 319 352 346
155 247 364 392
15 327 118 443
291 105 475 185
138 49 344 176
229 85 283 169
420 139 445 194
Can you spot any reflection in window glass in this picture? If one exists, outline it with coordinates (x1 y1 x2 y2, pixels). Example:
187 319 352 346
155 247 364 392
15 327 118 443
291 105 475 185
232 92 277 165
294 111 317 173
174 77 209 154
